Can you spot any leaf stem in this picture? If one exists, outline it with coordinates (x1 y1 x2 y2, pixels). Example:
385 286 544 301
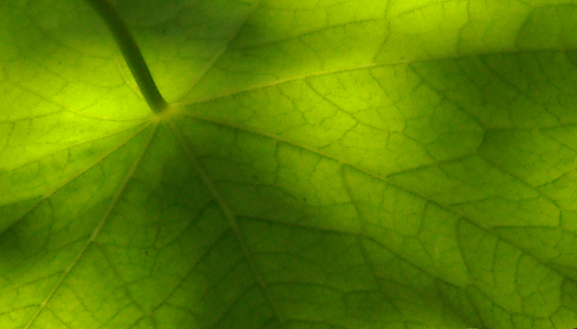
84 0 167 113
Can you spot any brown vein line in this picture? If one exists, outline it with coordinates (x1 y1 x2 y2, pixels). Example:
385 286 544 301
166 120 286 328
22 122 159 329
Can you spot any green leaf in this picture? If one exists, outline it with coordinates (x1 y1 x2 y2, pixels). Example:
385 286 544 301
2 0 577 328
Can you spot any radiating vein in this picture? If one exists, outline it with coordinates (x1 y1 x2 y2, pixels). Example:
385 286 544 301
22 123 159 329
167 120 287 328
177 0 265 102
0 121 151 230
180 49 573 108
179 113 577 291
1 120 150 172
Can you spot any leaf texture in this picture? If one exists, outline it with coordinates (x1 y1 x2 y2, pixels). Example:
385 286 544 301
2 0 577 328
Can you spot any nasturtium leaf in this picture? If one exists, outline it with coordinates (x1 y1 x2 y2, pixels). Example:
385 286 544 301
2 0 577 328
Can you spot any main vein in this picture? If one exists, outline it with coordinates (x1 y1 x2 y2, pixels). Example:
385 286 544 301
83 0 167 113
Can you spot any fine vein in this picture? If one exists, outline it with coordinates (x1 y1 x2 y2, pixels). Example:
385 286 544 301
23 124 158 329
84 0 167 113
167 120 287 327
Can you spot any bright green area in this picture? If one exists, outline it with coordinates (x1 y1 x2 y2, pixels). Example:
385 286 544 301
2 0 577 328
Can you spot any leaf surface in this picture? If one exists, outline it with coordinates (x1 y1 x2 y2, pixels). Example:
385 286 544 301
2 0 577 328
